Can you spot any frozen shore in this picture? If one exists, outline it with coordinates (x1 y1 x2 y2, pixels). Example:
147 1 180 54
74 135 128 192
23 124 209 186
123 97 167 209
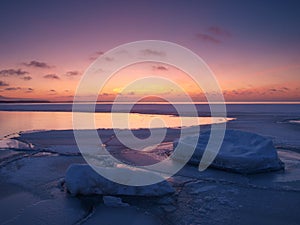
0 103 300 224
0 125 300 224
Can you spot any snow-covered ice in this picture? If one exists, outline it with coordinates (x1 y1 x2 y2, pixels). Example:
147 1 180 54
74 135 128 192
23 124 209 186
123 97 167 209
173 129 284 174
65 164 175 196
1 103 300 224
102 196 130 207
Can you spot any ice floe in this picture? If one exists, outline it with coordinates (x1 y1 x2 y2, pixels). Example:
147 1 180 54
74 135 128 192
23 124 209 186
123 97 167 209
173 129 284 174
65 164 175 196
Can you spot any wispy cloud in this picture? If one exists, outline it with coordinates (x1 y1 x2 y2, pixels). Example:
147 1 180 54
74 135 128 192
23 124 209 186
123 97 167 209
268 87 289 93
105 57 114 61
196 26 231 44
89 50 104 61
64 70 80 77
152 65 168 71
99 92 113 97
90 50 125 61
225 89 254 96
0 69 29 77
5 87 21 91
269 88 278 92
222 85 298 101
1 85 34 93
195 33 221 44
141 49 166 57
23 60 52 69
25 88 34 93
49 89 57 95
21 76 32 81
0 80 9 87
207 26 231 37
43 74 60 80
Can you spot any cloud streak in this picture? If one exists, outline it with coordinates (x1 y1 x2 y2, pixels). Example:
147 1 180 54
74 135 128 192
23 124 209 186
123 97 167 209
196 26 231 44
196 33 221 44
49 89 57 95
0 69 29 77
23 60 52 69
207 26 231 37
5 87 21 91
64 71 80 77
268 87 289 93
141 49 166 57
43 74 60 80
0 80 9 87
89 51 104 61
25 88 34 93
21 76 33 81
152 65 168 71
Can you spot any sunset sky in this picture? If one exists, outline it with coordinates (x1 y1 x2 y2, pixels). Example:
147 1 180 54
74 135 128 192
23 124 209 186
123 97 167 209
0 0 299 102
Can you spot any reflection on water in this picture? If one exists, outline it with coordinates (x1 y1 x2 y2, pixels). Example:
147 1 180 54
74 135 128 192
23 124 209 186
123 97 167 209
0 111 233 138
0 138 33 149
289 120 300 124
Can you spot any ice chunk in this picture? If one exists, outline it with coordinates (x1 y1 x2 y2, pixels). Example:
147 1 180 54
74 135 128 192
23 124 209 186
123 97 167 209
65 164 175 196
173 129 284 174
103 196 129 207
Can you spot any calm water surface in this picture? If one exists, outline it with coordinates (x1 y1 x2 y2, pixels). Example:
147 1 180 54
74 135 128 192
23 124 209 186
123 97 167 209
0 111 232 138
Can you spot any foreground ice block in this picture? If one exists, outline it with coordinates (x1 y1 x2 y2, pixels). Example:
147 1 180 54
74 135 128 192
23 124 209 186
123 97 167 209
173 129 284 174
65 164 175 196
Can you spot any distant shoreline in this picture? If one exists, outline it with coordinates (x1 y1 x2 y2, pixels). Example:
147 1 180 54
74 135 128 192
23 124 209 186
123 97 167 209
1 101 300 104
0 100 51 103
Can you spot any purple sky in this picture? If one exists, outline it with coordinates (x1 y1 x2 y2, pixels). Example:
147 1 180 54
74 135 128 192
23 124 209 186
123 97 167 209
0 0 299 101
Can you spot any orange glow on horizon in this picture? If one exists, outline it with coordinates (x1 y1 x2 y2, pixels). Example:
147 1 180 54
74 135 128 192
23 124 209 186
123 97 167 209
1 61 299 102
